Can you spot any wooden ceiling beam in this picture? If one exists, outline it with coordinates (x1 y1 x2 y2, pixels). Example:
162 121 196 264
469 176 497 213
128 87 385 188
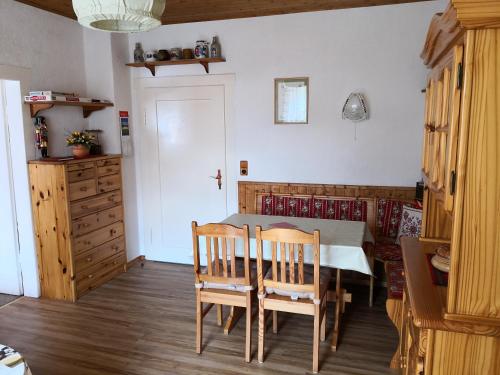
13 0 432 25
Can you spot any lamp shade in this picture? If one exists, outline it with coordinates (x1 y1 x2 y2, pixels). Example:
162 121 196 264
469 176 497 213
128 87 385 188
72 0 166 33
342 93 368 122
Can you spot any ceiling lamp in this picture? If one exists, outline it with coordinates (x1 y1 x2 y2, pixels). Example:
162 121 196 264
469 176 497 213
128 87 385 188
342 93 368 122
72 0 166 33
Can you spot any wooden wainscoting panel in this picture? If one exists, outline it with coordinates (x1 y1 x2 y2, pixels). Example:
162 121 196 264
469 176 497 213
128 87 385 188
238 181 416 215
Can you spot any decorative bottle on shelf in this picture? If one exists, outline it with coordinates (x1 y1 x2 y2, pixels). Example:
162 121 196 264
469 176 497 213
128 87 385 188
210 36 221 58
134 42 145 63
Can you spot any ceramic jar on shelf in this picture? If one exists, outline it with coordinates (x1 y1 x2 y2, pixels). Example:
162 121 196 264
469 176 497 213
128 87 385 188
169 48 182 60
194 40 209 59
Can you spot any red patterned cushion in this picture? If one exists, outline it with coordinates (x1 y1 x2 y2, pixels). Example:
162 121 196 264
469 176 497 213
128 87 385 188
386 261 405 299
374 240 402 261
262 195 368 222
312 199 367 221
261 195 313 217
376 199 419 238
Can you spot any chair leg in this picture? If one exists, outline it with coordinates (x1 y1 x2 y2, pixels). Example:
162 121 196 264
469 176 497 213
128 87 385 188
320 300 326 342
369 276 374 307
368 256 375 307
196 289 203 354
258 299 265 363
272 311 278 334
216 304 223 326
313 304 321 373
245 292 252 363
331 269 342 352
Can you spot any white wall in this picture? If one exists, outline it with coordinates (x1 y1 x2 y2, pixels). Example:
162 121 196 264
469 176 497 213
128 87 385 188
0 0 89 156
128 0 446 220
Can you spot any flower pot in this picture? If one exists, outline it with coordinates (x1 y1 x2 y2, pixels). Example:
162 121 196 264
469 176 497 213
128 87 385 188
72 144 90 159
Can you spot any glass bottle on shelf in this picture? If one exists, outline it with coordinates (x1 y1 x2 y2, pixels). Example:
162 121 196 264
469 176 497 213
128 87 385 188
210 36 221 58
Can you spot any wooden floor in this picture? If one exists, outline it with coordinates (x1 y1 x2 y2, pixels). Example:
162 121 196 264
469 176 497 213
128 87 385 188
0 261 399 375
0 294 19 307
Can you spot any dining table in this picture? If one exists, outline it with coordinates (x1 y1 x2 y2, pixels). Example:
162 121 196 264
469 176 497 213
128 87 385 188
220 213 374 351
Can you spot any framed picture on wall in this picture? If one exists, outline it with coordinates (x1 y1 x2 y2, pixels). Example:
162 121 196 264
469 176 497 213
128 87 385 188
274 77 309 124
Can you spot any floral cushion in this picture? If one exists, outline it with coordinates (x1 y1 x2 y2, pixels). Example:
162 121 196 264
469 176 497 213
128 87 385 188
374 240 402 261
395 205 422 245
386 261 405 299
261 194 367 222
261 195 313 217
376 199 420 238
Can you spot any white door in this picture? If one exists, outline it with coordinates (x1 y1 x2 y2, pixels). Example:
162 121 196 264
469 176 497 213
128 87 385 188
0 80 23 295
141 84 227 264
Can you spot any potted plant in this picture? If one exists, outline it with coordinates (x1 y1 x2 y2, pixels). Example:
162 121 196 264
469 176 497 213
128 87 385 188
66 131 95 158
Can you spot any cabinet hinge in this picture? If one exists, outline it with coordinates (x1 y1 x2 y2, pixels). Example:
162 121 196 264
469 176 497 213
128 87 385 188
450 170 457 195
457 63 463 90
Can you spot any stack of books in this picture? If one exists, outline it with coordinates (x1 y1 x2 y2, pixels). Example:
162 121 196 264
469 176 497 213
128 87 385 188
24 91 111 104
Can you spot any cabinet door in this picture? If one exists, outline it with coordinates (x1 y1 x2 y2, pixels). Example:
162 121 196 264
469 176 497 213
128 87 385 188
443 45 464 212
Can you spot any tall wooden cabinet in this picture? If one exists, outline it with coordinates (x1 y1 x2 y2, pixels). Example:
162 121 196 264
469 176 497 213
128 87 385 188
395 2 500 374
29 155 127 302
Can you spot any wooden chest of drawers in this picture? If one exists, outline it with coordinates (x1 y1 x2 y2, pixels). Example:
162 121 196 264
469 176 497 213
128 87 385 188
29 155 127 301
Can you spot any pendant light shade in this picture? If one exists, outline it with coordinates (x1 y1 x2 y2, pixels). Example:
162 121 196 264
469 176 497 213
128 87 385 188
72 0 166 33
342 93 368 122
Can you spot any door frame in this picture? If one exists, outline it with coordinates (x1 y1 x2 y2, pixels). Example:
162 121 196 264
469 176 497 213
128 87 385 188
133 74 235 260
0 65 39 297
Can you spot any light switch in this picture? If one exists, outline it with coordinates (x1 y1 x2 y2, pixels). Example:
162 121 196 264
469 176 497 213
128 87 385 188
240 160 248 176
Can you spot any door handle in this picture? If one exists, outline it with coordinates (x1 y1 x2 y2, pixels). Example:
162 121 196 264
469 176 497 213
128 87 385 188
210 169 222 190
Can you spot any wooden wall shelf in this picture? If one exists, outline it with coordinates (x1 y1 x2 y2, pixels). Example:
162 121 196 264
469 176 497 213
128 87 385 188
25 101 114 118
126 57 226 76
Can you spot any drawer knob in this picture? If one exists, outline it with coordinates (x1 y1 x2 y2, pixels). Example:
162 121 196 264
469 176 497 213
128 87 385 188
80 186 88 192
86 257 92 262
84 240 92 245
111 245 119 250
77 172 82 177
107 168 113 172
109 214 116 218
88 274 94 279
113 261 118 265
81 205 89 209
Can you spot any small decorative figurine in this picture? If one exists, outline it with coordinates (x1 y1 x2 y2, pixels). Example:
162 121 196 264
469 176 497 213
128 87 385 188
169 48 183 60
210 36 221 58
134 42 145 63
33 116 49 158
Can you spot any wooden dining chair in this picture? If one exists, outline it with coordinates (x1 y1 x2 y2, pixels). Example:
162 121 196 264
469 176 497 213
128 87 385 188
255 226 331 373
192 221 256 362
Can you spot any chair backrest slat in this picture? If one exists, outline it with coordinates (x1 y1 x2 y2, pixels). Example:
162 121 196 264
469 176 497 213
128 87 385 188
192 222 251 286
206 236 213 276
256 226 321 299
213 237 220 276
280 242 286 283
230 237 236 278
221 238 228 277
289 243 295 284
298 244 304 285
271 242 278 282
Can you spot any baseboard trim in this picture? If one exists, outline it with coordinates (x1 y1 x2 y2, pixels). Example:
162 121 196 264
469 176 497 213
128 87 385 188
126 255 146 270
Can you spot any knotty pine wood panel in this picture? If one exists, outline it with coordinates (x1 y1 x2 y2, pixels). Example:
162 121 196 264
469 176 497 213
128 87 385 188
14 0 431 25
29 164 76 301
238 181 415 214
430 330 500 375
449 29 500 319
0 261 399 375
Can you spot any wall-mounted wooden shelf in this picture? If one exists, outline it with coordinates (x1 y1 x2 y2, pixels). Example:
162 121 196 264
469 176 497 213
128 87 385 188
25 101 114 118
126 57 226 76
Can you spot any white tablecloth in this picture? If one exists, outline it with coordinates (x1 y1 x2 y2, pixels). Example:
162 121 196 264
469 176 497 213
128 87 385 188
220 214 373 276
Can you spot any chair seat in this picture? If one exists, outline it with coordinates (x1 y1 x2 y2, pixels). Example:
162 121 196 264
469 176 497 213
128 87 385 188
264 265 332 301
386 261 405 299
199 259 259 292
374 239 402 262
